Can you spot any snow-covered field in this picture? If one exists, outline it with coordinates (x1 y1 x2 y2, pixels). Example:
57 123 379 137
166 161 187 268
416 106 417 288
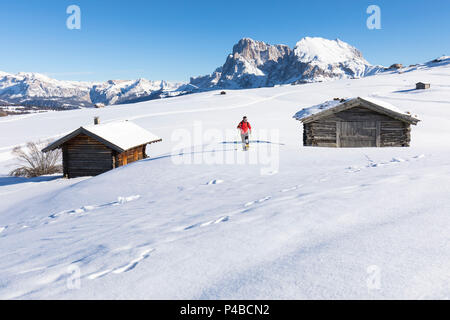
0 63 449 299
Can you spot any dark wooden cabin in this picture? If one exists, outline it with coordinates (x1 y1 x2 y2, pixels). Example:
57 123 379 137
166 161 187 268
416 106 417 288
416 82 430 90
294 97 420 148
42 120 162 178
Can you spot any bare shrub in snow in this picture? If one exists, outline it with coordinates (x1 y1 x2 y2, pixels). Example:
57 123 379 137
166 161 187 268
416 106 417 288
9 141 62 178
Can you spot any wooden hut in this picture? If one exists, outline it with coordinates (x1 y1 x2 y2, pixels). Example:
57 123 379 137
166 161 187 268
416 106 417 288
416 82 430 90
42 119 162 178
293 97 420 148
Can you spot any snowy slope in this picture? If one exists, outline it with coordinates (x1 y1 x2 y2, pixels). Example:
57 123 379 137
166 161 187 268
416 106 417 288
0 61 450 299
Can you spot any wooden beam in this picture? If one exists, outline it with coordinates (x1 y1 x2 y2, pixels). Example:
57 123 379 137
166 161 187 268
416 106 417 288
336 121 341 148
376 121 381 147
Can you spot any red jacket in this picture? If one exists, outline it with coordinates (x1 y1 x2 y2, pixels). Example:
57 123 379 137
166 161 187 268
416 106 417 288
237 121 251 134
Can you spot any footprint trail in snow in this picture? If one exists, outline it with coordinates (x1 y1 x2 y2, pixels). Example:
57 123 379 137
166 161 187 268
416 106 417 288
49 195 141 219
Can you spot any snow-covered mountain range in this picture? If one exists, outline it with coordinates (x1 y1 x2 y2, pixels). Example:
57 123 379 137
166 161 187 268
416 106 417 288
0 72 187 109
1 37 444 109
190 37 386 89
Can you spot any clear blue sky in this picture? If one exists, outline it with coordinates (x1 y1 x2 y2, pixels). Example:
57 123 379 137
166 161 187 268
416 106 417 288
1 0 449 82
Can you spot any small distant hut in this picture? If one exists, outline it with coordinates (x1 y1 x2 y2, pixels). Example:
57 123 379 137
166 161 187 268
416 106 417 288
293 97 420 148
42 119 162 178
220 91 227 95
388 63 403 70
94 103 105 108
416 82 430 90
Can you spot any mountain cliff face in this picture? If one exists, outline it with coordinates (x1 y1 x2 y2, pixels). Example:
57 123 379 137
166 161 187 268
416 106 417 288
0 72 186 109
190 37 384 89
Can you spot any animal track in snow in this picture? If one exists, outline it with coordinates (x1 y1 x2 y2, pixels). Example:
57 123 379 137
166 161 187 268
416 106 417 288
88 247 154 279
183 188 306 232
244 196 271 207
391 157 406 163
184 216 230 230
200 216 229 227
49 195 141 219
206 179 224 185
280 185 303 193
88 269 112 280
117 195 141 204
347 154 426 172
112 248 153 274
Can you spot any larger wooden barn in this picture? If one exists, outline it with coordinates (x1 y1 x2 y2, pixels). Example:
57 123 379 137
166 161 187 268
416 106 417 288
42 120 162 178
293 97 420 148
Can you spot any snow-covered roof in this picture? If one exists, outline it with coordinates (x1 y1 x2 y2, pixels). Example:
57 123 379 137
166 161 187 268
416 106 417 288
83 121 161 151
42 121 162 153
293 99 348 121
293 97 419 124
357 96 404 113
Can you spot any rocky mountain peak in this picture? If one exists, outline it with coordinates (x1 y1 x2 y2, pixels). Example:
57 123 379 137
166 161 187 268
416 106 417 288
231 38 292 66
190 37 383 89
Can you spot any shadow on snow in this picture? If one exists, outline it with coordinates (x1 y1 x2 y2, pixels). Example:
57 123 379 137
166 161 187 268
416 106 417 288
0 175 63 187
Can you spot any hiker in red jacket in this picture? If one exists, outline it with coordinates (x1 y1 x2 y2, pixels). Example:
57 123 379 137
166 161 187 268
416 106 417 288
237 116 252 149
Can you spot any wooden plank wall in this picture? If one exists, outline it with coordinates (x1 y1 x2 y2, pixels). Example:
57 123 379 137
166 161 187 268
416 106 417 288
115 145 146 168
303 107 411 148
63 134 113 178
303 121 337 147
380 121 411 147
